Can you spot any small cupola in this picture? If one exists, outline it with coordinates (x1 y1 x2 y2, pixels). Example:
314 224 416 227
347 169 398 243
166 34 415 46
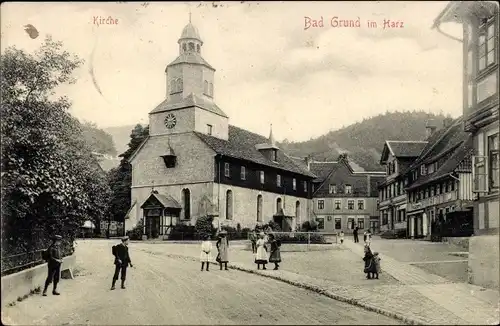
255 124 279 162
178 13 203 55
161 138 177 168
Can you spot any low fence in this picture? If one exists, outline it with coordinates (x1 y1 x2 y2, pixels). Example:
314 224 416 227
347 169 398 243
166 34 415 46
1 228 74 277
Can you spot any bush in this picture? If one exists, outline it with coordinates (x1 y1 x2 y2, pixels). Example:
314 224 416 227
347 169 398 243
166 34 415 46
168 224 197 240
262 220 281 232
220 225 251 240
127 220 143 240
195 216 215 239
274 232 327 244
300 220 318 232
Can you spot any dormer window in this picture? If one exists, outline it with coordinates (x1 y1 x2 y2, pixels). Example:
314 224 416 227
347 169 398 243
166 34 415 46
420 165 427 175
303 181 307 192
161 154 177 168
329 184 337 194
260 171 265 184
272 149 277 161
277 174 281 187
345 184 352 194
224 163 230 177
428 163 435 174
240 166 246 180
293 178 296 190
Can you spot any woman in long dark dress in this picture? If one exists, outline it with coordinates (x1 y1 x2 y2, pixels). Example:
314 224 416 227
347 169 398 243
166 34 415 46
363 245 375 279
268 234 282 270
216 230 229 270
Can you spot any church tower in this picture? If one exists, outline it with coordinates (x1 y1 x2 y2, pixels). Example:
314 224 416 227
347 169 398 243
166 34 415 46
149 14 229 140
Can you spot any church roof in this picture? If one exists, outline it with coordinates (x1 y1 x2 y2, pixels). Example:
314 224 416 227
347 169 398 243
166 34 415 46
166 53 214 70
194 125 316 178
180 22 202 42
149 93 228 118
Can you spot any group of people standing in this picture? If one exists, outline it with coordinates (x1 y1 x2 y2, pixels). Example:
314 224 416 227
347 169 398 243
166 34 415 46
200 230 230 271
250 230 282 270
363 244 381 279
352 227 372 246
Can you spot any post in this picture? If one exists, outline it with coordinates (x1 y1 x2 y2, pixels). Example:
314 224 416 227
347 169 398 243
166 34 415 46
307 232 311 251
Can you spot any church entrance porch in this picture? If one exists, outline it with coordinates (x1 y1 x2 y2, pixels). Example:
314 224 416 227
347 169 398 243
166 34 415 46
273 208 294 232
141 191 182 240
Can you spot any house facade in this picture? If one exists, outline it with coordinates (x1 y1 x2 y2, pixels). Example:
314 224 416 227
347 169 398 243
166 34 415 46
404 117 475 239
378 140 428 236
433 1 499 288
126 19 315 238
305 157 385 234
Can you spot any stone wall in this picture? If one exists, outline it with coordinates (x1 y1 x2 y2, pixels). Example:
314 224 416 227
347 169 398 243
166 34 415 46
468 235 500 289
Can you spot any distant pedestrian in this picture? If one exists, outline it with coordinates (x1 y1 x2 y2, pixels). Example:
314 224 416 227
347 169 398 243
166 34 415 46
339 231 345 244
216 230 230 270
111 236 133 290
200 234 212 272
366 230 372 246
373 252 381 279
363 245 376 279
268 234 282 270
353 227 359 243
42 235 63 296
255 232 268 270
363 230 368 244
249 230 257 254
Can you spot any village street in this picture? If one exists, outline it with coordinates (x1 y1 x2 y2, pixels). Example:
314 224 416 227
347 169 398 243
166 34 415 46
1 240 402 325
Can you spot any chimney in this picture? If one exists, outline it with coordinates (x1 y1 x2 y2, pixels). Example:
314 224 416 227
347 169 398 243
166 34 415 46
305 155 312 171
425 119 437 138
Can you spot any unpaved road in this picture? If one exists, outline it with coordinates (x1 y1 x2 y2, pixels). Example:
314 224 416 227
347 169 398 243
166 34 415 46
2 240 402 325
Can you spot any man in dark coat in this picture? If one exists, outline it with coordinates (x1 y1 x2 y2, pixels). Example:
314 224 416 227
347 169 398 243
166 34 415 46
353 226 359 243
43 235 63 296
111 236 133 290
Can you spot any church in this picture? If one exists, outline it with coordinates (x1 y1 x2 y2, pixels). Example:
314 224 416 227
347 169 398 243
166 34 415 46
124 18 316 239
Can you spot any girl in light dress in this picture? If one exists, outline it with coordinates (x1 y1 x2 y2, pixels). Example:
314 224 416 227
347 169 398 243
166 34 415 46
254 232 268 270
200 234 212 272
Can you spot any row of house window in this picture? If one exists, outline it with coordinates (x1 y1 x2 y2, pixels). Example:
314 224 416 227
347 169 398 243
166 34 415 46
474 133 499 192
380 179 407 201
381 209 407 225
315 216 365 230
328 184 352 194
409 179 456 203
387 161 397 174
317 199 365 210
223 162 307 191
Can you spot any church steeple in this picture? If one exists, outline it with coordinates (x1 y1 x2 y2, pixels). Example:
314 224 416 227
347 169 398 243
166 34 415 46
268 124 276 147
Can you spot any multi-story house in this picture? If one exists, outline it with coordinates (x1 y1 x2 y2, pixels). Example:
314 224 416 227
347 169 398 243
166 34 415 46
404 117 474 239
305 156 385 234
433 1 499 288
378 140 428 236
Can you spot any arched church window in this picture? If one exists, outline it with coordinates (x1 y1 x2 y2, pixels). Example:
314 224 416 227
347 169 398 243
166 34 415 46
209 83 214 97
181 188 191 220
197 44 200 53
178 78 183 92
170 78 177 94
204 80 208 94
276 197 282 214
257 195 263 222
182 43 187 53
189 42 195 51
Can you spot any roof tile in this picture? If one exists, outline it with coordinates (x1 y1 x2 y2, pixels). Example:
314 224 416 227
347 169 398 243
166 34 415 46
194 126 316 178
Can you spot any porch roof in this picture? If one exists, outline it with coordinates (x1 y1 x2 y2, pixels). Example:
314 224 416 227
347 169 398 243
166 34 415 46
141 192 181 210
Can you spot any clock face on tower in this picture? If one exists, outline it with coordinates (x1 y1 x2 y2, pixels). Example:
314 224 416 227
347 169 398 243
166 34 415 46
164 113 177 129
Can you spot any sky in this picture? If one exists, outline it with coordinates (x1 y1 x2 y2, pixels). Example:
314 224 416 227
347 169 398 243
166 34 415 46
1 1 464 142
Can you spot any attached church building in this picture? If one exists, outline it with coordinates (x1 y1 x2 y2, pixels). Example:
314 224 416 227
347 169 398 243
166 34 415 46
124 19 316 238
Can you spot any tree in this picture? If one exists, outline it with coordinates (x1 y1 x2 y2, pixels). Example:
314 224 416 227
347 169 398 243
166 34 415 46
1 35 110 261
107 124 149 227
81 121 117 156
